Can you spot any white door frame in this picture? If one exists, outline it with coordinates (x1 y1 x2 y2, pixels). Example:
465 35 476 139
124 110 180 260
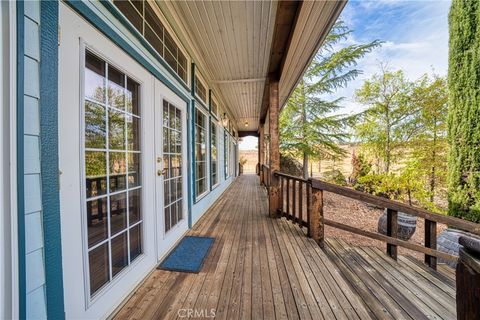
1 1 18 318
154 80 189 260
58 5 157 318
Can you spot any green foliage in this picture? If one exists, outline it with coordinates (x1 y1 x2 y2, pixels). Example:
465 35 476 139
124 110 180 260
280 21 381 178
356 167 436 211
349 152 371 184
354 67 420 173
353 67 449 213
280 153 303 177
357 173 401 199
410 75 448 203
447 0 480 222
322 169 347 186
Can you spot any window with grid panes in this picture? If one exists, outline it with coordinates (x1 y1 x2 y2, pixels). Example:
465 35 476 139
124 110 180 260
83 51 142 296
113 0 188 83
195 109 208 197
224 131 230 179
210 121 219 186
211 95 218 118
195 75 207 104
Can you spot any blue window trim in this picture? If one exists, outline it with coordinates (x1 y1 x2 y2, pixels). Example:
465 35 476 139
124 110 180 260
195 97 209 112
208 90 213 191
99 0 191 93
16 1 26 319
224 130 228 180
187 98 193 228
40 2 66 319
189 63 197 203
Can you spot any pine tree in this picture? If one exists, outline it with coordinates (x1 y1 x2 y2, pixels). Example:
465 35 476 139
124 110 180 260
447 0 480 222
280 21 381 179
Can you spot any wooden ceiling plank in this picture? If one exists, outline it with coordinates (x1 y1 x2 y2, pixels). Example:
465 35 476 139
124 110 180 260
189 1 222 78
201 1 231 81
279 1 320 97
279 1 338 108
207 2 234 82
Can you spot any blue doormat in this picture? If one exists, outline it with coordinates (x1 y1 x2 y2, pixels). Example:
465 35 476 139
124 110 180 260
158 236 215 273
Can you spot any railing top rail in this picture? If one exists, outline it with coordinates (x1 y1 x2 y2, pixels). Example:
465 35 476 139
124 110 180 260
309 178 480 235
274 171 308 183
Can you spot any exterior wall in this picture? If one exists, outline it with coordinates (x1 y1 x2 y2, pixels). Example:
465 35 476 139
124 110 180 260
22 2 48 319
13 0 241 317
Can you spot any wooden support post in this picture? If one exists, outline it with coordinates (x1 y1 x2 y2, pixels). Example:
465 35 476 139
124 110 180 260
386 208 398 260
259 124 264 182
268 77 280 218
456 237 480 320
425 219 437 270
309 188 324 247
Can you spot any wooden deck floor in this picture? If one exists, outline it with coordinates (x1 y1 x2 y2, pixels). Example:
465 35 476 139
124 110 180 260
113 174 456 320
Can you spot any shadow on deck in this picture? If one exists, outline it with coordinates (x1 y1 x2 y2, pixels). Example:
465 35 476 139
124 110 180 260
113 174 456 320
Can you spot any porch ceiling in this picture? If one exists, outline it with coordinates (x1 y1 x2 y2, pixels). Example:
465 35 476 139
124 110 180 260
160 0 346 132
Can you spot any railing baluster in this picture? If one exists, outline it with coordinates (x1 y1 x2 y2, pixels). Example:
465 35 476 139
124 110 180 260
307 182 311 234
425 219 437 270
386 208 398 260
286 178 290 218
293 180 297 223
299 182 303 226
280 176 284 216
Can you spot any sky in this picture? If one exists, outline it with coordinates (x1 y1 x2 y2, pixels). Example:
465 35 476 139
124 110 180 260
240 0 451 151
330 0 451 114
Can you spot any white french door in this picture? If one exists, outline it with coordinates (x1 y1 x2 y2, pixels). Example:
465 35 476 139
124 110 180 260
154 81 189 259
59 5 190 318
59 4 157 319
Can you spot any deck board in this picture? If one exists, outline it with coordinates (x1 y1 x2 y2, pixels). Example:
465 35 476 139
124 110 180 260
113 175 456 320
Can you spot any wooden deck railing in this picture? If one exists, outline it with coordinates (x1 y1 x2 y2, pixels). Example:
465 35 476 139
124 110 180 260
265 170 480 320
275 172 310 230
270 170 480 270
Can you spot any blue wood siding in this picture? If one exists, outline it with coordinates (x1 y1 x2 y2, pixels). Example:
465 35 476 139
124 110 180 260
23 1 47 318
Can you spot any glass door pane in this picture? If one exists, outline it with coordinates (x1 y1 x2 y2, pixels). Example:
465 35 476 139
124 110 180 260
162 100 183 232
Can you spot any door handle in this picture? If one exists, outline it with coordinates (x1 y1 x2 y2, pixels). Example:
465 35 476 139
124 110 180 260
157 168 168 176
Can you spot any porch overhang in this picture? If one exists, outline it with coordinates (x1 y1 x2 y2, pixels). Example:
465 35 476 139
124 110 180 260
156 0 347 132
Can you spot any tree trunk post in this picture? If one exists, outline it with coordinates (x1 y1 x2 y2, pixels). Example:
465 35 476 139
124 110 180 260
309 187 324 247
259 123 264 183
269 76 280 218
